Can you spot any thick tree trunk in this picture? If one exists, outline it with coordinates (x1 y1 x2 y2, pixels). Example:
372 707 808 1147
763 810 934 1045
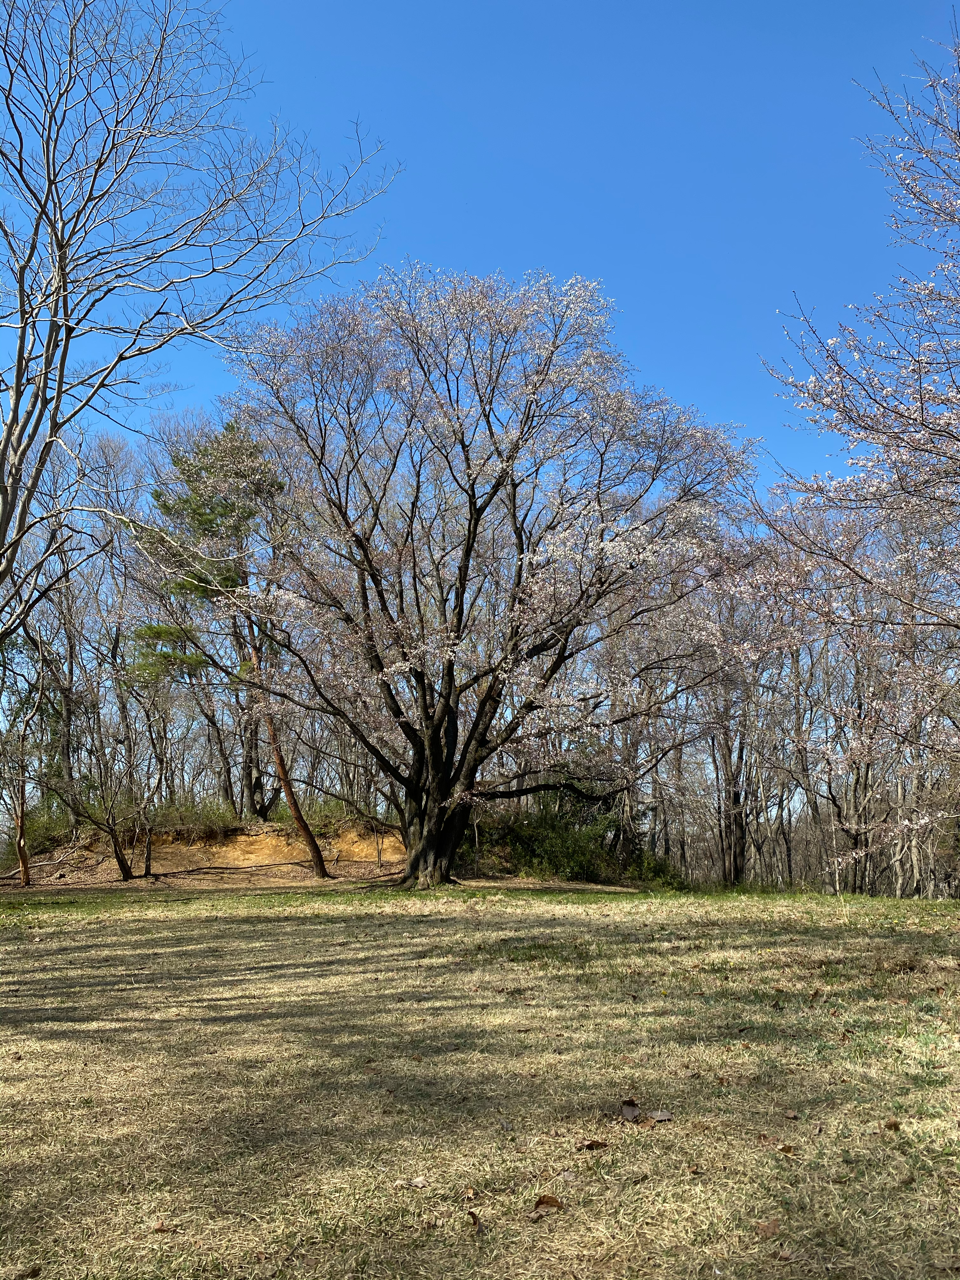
400 799 470 888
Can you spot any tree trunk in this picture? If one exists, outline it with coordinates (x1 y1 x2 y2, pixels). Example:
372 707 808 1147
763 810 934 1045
109 831 134 881
264 714 331 878
15 777 29 888
400 798 470 888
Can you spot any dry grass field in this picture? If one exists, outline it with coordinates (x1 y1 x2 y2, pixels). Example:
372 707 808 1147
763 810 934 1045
2 884 960 1279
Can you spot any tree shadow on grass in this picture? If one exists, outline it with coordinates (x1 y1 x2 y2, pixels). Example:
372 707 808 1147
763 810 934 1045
1 895 959 1278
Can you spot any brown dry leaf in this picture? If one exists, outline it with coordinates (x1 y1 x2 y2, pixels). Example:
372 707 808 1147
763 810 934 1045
534 1194 565 1210
620 1098 642 1122
637 1117 656 1130
756 1133 770 1144
756 1218 780 1239
884 1118 902 1132
576 1139 608 1151
648 1109 673 1123
688 1163 704 1175
151 1221 178 1234
466 1209 484 1235
777 1143 794 1155
784 1109 799 1120
411 1053 423 1062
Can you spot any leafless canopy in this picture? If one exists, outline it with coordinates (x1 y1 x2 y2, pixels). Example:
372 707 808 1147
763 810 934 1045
0 0 386 638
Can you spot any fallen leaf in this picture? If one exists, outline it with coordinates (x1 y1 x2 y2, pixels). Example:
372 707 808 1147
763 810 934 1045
757 1132 770 1144
464 1186 477 1199
774 1250 796 1262
411 1053 423 1062
534 1194 564 1210
883 1118 901 1132
784 1109 799 1120
688 1163 705 1175
756 1218 780 1239
620 1098 642 1122
466 1209 484 1235
637 1117 656 1130
409 1176 428 1189
152 1221 178 1233
777 1144 794 1155
576 1139 608 1151
648 1110 673 1123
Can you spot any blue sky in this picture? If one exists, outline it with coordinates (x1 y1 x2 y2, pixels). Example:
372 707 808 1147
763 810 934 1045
194 0 954 481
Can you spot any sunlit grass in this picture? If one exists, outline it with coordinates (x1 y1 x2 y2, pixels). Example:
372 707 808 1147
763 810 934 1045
2 885 960 1278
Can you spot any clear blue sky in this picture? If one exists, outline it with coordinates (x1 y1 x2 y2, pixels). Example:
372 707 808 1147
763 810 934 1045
199 0 954 480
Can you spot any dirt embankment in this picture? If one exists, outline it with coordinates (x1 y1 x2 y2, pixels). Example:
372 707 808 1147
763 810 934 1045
2 824 406 891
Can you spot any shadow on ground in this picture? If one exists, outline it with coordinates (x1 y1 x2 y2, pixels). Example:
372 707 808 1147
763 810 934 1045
2 889 960 1279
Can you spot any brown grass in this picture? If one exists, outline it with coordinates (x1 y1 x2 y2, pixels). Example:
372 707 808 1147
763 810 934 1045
2 885 960 1279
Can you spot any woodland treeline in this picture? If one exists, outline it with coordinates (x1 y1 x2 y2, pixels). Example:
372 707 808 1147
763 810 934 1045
3 0 960 895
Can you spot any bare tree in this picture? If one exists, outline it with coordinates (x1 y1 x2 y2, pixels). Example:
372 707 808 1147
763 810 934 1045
155 269 744 887
0 0 386 640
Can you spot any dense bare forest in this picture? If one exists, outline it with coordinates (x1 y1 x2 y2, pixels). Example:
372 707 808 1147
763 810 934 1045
4 0 960 897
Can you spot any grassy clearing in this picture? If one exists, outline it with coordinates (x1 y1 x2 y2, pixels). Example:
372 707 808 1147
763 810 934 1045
2 885 960 1279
